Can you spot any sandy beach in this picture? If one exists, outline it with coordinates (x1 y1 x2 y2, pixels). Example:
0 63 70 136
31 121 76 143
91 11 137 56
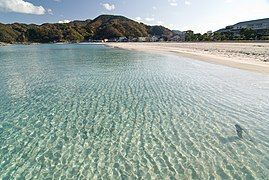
106 42 269 74
0 42 8 46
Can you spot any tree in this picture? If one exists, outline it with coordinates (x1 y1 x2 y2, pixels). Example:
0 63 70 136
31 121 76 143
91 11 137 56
240 28 257 40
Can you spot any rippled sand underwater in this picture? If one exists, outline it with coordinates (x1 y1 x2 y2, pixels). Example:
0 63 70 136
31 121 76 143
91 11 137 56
0 44 269 179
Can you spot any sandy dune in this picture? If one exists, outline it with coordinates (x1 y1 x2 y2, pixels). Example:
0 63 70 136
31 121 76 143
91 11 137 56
106 42 269 74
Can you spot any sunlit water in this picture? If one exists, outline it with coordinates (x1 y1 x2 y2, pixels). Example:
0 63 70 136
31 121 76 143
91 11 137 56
0 44 268 179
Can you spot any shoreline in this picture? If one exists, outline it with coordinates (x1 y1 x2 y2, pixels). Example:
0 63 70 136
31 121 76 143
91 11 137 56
106 42 269 75
0 42 9 46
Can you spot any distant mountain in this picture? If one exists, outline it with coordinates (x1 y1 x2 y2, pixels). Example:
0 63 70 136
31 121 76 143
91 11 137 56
149 26 173 37
91 15 149 39
0 15 173 43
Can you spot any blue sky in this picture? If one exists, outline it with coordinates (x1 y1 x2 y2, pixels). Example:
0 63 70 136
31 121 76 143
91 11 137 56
0 0 269 33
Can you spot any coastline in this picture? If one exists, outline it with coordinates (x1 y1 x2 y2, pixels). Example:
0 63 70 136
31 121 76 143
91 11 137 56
106 42 269 75
0 42 9 46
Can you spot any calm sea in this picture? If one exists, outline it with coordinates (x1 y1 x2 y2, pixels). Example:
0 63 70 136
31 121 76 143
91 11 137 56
0 44 268 179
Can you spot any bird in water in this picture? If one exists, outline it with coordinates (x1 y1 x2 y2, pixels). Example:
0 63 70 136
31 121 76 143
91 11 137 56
235 124 244 139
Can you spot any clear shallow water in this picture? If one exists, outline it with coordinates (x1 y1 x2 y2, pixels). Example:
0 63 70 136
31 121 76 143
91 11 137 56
0 44 268 179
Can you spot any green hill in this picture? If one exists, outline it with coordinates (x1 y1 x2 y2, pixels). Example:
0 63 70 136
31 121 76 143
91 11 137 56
0 15 173 43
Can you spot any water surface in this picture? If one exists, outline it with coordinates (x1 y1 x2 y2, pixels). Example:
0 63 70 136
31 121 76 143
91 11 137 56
0 44 268 179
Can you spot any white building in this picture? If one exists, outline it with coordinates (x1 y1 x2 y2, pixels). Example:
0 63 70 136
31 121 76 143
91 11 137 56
138 37 148 42
118 37 128 42
150 36 159 42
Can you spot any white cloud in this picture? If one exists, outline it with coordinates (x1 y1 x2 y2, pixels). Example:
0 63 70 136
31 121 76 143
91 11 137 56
185 1 191 5
157 21 164 25
225 0 233 3
135 17 142 21
0 0 46 15
170 3 177 6
168 24 175 28
101 3 115 11
153 6 157 10
58 19 70 23
47 8 53 15
168 0 178 6
145 17 154 22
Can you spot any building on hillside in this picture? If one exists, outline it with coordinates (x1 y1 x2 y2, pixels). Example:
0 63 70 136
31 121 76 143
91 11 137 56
138 37 148 42
233 18 269 30
150 36 159 42
118 37 128 42
217 18 269 35
185 30 194 34
207 31 213 36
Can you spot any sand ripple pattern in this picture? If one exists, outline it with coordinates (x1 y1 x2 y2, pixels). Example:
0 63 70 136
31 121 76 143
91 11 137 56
0 44 269 179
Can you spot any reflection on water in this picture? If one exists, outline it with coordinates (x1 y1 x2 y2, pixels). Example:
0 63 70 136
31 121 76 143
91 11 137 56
7 75 27 99
0 44 269 179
